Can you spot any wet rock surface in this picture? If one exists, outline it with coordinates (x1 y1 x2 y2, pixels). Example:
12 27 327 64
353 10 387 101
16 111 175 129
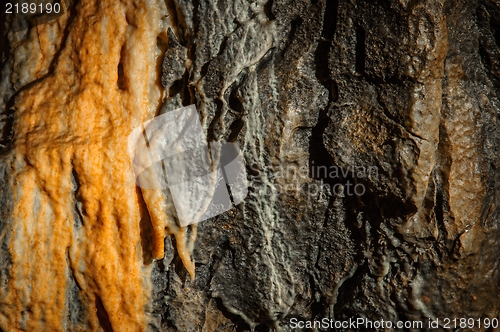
1 0 500 331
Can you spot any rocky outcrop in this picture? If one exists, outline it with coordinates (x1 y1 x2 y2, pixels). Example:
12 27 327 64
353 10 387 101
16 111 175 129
0 0 499 331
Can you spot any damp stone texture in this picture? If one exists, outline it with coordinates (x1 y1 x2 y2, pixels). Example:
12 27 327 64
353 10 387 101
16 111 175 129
1 0 500 331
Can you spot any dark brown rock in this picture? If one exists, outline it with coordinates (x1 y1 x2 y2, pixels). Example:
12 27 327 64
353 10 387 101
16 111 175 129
1 0 500 331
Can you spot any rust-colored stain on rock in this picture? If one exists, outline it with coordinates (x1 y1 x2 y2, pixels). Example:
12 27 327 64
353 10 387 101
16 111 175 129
0 1 195 330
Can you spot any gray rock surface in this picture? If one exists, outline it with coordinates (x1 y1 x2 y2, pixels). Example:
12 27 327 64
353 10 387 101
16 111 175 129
1 0 500 331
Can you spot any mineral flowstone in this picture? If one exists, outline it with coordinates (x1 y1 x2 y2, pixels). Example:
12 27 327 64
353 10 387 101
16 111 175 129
0 0 500 331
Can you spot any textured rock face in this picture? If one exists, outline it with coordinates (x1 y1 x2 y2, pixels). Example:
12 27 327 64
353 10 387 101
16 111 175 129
1 0 500 331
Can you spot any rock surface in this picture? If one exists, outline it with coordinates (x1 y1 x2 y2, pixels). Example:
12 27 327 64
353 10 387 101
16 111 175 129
1 0 500 331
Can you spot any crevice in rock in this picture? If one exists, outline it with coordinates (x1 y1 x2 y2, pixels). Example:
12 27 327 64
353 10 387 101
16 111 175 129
310 0 338 187
0 0 78 154
66 246 88 328
168 76 185 97
224 72 246 143
71 168 85 228
137 187 154 265
263 0 275 21
0 107 14 154
0 0 79 154
182 71 192 106
0 10 10 70
161 265 179 329
164 0 183 45
95 294 114 332
310 294 329 320
0 5 12 154
165 0 200 105
355 26 366 75
117 60 126 90
155 32 169 104
151 258 169 320
66 248 82 291
213 297 252 332
157 33 169 55
255 48 276 74
228 89 244 115
281 17 302 57
0 163 12 303
166 0 199 103
433 121 453 253
478 42 492 72
46 0 79 74
477 3 500 83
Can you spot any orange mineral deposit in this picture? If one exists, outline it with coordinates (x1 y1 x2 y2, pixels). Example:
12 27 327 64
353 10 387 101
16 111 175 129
0 0 196 330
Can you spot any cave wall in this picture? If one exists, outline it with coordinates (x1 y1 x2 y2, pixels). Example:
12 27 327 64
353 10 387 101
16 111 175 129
1 0 500 331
